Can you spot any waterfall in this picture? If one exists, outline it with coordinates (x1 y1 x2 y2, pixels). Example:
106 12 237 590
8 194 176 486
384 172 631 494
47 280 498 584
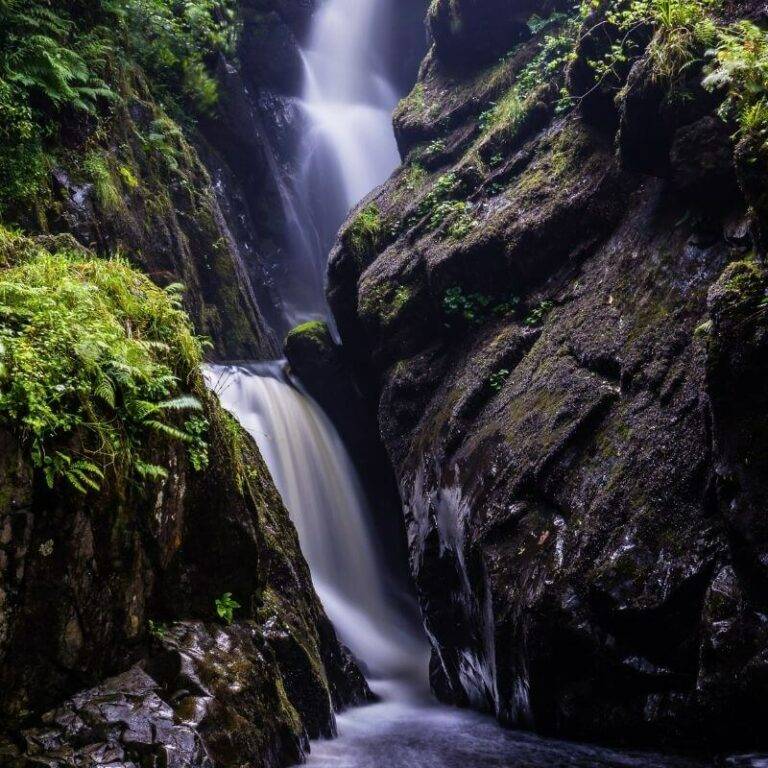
204 362 427 685
265 0 402 330
298 0 401 221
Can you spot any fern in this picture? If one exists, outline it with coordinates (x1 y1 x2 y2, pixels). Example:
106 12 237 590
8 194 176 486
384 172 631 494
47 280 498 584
94 377 116 408
145 420 193 442
0 242 206 493
156 395 202 412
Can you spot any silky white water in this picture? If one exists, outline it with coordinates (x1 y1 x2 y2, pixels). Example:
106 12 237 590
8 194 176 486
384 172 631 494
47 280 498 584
299 0 400 214
204 362 427 685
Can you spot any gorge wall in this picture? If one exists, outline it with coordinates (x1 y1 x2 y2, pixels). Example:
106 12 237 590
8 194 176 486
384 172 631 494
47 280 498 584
328 0 768 752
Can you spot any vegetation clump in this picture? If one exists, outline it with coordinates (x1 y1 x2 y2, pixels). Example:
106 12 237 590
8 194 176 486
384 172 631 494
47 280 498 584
489 368 511 392
0 234 207 491
479 11 579 135
704 21 768 140
344 204 385 263
0 0 239 217
584 0 716 89
524 300 555 326
443 286 519 324
215 592 240 624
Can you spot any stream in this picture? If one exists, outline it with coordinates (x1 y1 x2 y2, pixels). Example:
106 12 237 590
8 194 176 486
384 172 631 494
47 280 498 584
207 0 714 765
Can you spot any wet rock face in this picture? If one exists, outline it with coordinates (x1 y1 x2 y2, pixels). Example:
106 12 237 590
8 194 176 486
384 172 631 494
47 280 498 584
13 666 213 768
428 0 566 67
0 392 369 766
328 0 768 752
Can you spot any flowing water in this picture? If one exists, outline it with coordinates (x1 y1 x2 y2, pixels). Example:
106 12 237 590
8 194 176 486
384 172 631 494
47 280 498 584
206 0 712 764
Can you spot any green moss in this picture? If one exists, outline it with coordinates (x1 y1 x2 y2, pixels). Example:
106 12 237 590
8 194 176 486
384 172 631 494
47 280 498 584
360 282 412 326
83 152 123 215
344 204 385 264
286 320 329 348
397 82 425 114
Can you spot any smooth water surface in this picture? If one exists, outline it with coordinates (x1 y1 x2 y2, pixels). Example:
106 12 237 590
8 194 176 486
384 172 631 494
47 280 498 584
304 681 705 768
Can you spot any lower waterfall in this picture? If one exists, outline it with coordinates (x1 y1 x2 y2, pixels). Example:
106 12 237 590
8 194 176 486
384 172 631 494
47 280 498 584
204 361 427 687
204 363 702 768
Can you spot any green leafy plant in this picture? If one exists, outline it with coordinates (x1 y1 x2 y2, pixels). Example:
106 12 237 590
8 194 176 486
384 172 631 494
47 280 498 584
524 300 555 326
489 368 511 392
426 139 447 155
703 21 768 141
583 0 715 92
0 239 206 491
148 619 168 639
407 172 462 229
185 416 210 471
443 286 491 323
215 592 240 624
443 286 519 325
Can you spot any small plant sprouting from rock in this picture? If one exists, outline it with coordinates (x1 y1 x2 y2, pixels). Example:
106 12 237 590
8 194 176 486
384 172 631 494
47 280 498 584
185 416 210 471
345 204 384 263
443 287 519 325
426 139 447 156
148 619 168 639
406 172 462 230
524 300 555 326
489 368 511 392
404 163 427 192
215 592 240 625
446 206 478 239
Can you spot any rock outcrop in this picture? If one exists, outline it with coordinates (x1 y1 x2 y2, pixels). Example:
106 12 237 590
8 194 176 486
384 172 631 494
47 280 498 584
0 377 369 767
0 234 369 767
328 0 768 752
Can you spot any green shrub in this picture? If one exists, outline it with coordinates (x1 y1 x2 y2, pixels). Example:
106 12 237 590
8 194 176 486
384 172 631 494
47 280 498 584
123 0 238 115
703 21 768 141
0 0 240 213
0 238 206 491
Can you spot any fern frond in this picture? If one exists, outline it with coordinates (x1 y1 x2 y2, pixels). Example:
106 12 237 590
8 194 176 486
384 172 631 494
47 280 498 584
155 395 202 412
146 419 192 442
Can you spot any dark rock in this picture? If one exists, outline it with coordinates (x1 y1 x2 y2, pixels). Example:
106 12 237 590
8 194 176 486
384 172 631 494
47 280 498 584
0 384 369 764
326 0 768 751
670 116 738 207
17 666 213 768
427 0 567 68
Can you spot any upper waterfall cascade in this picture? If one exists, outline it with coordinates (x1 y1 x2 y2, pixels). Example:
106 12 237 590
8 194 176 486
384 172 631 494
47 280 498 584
273 0 401 332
